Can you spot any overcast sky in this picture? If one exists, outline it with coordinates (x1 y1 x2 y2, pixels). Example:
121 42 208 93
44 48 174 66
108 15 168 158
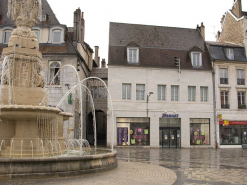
47 0 247 65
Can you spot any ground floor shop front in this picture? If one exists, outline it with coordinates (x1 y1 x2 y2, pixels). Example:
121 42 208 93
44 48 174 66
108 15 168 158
114 113 214 148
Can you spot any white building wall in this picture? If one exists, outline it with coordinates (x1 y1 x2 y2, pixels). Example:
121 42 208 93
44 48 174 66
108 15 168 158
108 66 214 148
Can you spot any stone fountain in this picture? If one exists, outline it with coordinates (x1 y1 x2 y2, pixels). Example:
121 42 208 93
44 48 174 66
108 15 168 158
0 0 117 180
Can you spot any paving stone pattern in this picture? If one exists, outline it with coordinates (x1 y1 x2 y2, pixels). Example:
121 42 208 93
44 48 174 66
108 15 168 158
2 148 247 185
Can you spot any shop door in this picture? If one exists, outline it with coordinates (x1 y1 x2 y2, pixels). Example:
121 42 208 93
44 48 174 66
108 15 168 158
241 128 247 144
160 128 180 148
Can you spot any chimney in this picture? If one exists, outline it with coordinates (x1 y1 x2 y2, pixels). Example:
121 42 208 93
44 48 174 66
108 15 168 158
81 12 85 44
73 8 82 42
94 46 99 66
216 31 221 42
198 22 205 40
220 15 225 29
101 59 106 68
232 0 242 18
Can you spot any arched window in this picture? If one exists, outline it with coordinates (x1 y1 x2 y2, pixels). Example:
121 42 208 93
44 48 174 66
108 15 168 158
49 61 61 85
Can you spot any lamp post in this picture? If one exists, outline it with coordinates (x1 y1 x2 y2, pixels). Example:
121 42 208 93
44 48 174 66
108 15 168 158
147 92 154 117
174 57 181 81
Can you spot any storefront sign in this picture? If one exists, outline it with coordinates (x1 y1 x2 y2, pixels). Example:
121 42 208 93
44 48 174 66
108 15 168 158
219 120 247 125
218 114 222 121
224 120 229 126
162 113 179 118
132 135 147 139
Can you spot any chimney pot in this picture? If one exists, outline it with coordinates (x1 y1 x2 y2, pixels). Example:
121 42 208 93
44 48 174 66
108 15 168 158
101 59 106 68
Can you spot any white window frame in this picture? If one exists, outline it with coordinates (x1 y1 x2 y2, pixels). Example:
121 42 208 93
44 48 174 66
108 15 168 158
158 85 166 101
200 86 208 102
225 48 234 60
238 91 245 106
136 84 145 100
122 83 131 100
221 91 229 109
48 61 61 85
220 68 228 84
48 27 65 44
237 69 245 85
52 30 62 43
32 27 42 43
188 86 196 101
42 14 47 21
127 47 139 64
171 85 179 101
3 30 12 44
191 52 202 67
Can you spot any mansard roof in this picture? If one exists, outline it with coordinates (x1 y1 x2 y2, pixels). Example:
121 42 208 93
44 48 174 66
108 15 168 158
109 22 211 70
206 41 247 62
0 0 60 26
89 68 108 79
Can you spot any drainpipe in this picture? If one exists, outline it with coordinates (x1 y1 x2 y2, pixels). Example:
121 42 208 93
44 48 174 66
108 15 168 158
146 92 154 117
212 60 218 149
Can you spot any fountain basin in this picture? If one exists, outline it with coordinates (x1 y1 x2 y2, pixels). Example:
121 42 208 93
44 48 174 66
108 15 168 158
0 150 117 180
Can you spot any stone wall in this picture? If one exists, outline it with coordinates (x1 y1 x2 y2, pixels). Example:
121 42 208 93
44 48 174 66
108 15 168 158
220 12 245 45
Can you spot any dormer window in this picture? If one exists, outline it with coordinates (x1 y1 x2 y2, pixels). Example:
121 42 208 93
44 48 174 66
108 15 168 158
127 47 139 64
225 48 234 60
33 30 40 42
3 30 12 44
42 14 47 21
191 52 202 67
52 30 62 43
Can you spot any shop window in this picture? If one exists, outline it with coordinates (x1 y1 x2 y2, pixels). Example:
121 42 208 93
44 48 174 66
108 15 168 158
220 68 228 84
190 119 210 145
200 86 208 102
3 30 12 44
188 86 196 101
171 85 179 101
52 30 62 43
136 84 145 100
49 61 60 85
220 125 242 145
225 48 234 60
221 91 229 109
127 47 139 64
238 91 246 109
122 83 131 100
158 85 166 100
116 117 150 146
237 69 245 85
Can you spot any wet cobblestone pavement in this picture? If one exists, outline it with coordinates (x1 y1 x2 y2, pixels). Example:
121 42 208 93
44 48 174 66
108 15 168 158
116 148 247 185
1 148 247 184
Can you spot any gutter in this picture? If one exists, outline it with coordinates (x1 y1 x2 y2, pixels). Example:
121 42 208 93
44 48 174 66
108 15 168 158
212 59 218 149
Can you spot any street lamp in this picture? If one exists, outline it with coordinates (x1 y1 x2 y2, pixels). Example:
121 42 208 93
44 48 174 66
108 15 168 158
174 57 181 81
147 92 154 117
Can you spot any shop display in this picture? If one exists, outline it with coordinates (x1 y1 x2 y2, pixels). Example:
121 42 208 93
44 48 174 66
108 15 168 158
190 123 209 145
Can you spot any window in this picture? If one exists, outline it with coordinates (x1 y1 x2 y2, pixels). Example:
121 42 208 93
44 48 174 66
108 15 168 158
122 83 131 100
171 85 179 101
136 84 145 100
220 68 228 84
3 30 11 44
49 62 60 85
52 30 62 43
127 47 139 63
237 69 245 85
220 125 243 145
191 52 202 67
90 86 106 100
33 30 40 42
221 91 229 109
42 14 47 21
200 86 208 102
158 85 166 100
238 91 246 109
226 48 234 60
190 118 210 145
188 86 196 101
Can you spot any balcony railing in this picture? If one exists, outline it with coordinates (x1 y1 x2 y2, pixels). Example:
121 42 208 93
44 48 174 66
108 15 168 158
238 104 246 109
220 78 228 84
221 104 230 109
237 79 245 85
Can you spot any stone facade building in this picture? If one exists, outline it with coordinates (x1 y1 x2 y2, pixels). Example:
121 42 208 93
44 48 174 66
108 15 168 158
0 0 99 140
108 22 214 148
